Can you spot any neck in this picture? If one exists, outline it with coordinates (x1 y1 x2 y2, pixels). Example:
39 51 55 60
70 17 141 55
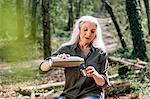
78 42 91 49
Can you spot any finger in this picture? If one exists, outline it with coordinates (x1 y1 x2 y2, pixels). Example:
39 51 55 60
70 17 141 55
86 70 94 74
64 53 70 57
57 53 70 59
86 72 94 77
86 68 92 71
61 54 66 59
63 53 68 58
57 54 61 57
59 54 63 58
66 54 70 57
86 66 94 71
62 53 69 59
57 54 66 59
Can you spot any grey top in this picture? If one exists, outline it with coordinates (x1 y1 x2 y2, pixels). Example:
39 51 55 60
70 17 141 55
53 44 110 98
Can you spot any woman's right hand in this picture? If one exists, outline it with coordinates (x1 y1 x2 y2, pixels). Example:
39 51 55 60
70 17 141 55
40 60 52 72
57 53 70 59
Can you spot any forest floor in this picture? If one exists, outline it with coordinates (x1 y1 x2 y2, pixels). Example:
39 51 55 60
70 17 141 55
0 18 149 99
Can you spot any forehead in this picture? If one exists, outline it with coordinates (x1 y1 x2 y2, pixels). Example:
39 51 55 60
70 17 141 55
80 21 97 29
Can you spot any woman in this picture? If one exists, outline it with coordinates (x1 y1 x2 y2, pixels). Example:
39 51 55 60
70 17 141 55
40 16 110 99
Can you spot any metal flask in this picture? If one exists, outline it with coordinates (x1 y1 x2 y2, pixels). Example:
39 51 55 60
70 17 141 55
41 56 84 68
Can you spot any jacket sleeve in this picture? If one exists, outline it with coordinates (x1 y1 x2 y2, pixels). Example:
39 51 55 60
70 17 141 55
98 52 110 87
39 46 66 73
52 46 66 56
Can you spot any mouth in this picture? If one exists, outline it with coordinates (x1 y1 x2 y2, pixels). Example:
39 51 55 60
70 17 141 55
85 37 90 40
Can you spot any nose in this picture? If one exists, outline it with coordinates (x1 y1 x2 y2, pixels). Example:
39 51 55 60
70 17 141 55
86 31 91 36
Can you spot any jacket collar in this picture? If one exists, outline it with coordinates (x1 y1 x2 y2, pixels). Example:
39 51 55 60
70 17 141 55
71 43 95 52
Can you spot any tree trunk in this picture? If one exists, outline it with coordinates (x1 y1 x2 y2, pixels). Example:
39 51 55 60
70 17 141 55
126 0 148 61
75 0 81 19
0 1 7 38
144 0 150 36
101 0 128 51
66 0 73 31
42 0 51 59
16 0 25 40
30 0 38 42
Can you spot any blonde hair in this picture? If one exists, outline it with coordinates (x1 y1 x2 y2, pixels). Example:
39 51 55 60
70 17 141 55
62 16 106 52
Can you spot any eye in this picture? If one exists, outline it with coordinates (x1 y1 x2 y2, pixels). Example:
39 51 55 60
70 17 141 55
91 30 95 33
84 29 88 31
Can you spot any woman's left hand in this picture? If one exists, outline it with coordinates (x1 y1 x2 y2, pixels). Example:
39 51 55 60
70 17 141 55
86 66 105 86
85 66 98 77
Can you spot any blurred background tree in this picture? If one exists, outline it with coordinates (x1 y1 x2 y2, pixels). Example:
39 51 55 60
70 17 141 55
0 0 149 62
16 0 25 40
42 0 51 59
0 0 150 98
144 0 150 36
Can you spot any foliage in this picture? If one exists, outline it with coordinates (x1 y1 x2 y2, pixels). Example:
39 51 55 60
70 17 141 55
0 0 104 62
0 39 41 62
108 63 150 98
0 0 150 98
128 67 150 97
107 0 149 61
50 0 103 32
0 61 40 84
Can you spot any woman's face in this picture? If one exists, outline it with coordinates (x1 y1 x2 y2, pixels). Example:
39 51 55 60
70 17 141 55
79 21 96 45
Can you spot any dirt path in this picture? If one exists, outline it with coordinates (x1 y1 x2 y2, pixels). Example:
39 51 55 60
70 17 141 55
98 18 118 53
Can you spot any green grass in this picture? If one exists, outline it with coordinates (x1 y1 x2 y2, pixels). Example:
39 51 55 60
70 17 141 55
0 39 42 62
0 61 41 84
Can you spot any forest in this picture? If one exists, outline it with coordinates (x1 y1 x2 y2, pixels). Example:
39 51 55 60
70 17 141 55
0 0 150 98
